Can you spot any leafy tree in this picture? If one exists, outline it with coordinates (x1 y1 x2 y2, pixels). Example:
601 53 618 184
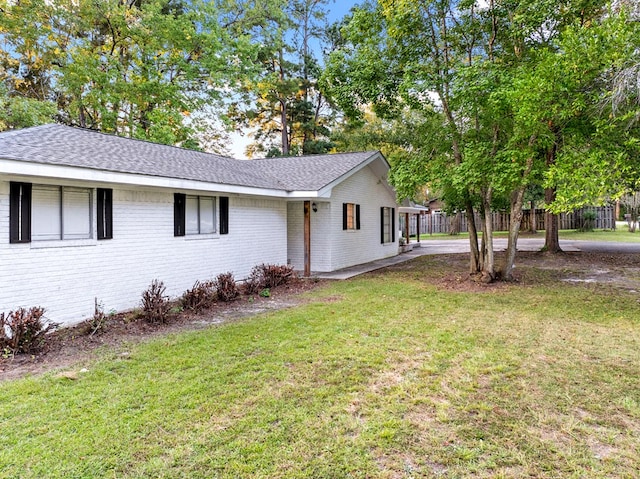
0 84 56 131
0 0 250 147
224 0 334 157
325 0 639 281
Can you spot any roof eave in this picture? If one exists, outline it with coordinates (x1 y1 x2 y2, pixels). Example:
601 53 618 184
314 151 391 194
0 159 291 198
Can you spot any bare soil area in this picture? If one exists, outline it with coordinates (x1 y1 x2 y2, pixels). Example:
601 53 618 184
2 250 639 382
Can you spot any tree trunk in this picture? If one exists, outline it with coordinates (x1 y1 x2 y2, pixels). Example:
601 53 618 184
543 137 561 253
544 188 562 253
278 48 289 156
530 200 537 233
504 186 527 280
481 189 494 281
280 99 289 155
466 199 480 274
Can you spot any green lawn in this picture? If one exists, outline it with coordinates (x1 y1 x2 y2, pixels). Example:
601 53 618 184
1 257 639 478
418 227 640 242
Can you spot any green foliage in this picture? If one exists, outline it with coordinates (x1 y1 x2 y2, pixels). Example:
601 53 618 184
0 84 56 131
224 0 335 157
0 0 251 146
324 0 640 275
579 210 597 232
259 288 271 298
1 259 640 477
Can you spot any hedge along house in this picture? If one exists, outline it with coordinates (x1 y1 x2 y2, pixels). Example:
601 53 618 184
0 125 398 327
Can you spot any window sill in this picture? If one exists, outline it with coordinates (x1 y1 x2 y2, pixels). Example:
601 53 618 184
184 233 220 241
30 239 97 249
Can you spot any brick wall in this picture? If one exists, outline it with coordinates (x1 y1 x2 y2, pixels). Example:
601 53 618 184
287 200 333 272
329 165 398 271
285 166 398 274
0 179 287 327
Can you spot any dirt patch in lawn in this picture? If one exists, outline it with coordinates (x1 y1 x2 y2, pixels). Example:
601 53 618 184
384 251 640 294
2 250 639 381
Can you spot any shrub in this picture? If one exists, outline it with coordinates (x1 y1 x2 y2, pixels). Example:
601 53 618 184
0 307 55 354
141 280 171 323
245 264 295 294
580 210 597 232
181 280 216 313
214 272 239 302
87 298 108 336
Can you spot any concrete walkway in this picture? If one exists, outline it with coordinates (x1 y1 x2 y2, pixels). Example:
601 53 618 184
314 238 640 280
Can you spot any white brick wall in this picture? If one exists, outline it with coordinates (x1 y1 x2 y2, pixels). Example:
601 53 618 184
285 165 398 273
0 179 287 327
328 165 398 271
287 200 333 272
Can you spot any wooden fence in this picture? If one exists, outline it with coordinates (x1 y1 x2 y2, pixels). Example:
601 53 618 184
400 206 616 236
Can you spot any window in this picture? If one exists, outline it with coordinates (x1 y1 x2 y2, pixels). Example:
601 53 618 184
175 194 229 237
186 195 215 234
342 203 361 230
31 186 92 241
97 188 113 240
381 207 395 244
10 182 109 243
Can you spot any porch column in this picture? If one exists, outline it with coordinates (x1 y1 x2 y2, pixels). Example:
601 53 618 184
304 200 311 277
416 213 421 244
405 212 410 243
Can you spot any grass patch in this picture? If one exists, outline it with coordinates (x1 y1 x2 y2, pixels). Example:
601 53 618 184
1 258 639 478
418 228 640 242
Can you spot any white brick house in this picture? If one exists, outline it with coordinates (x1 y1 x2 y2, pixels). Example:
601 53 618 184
0 125 398 326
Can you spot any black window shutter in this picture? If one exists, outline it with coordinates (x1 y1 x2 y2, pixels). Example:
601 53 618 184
97 188 113 240
219 196 229 235
391 208 396 242
10 182 31 243
342 203 348 230
355 204 361 230
380 207 385 244
174 193 186 236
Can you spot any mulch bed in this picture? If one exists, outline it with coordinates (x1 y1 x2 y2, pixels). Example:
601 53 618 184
1 278 324 382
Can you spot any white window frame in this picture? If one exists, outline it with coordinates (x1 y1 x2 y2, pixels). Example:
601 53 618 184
185 195 216 235
31 185 93 241
346 203 356 230
382 207 392 244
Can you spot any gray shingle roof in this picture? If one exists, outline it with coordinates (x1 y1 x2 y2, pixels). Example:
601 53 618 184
0 124 384 192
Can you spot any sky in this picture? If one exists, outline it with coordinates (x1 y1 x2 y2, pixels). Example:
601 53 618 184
228 0 363 159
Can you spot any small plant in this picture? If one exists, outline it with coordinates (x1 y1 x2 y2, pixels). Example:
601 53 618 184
259 288 271 298
245 264 295 294
214 272 239 302
580 210 597 232
141 280 171 323
0 306 56 354
87 298 108 336
181 280 216 313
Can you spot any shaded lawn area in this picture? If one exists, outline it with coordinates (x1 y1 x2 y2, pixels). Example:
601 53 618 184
1 255 639 478
418 228 640 242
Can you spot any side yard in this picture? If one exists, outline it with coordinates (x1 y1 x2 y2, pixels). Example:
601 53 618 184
1 253 639 478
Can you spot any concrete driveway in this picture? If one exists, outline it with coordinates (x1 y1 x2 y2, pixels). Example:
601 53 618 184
316 237 640 280
417 237 640 254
